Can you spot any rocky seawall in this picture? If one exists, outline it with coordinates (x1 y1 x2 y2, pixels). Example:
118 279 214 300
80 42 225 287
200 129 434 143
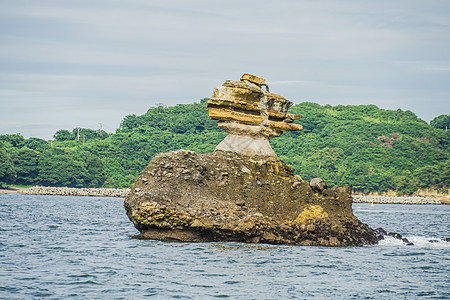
22 186 130 198
353 195 442 205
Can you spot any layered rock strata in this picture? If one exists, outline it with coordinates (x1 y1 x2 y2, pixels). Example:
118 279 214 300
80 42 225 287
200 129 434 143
207 74 302 157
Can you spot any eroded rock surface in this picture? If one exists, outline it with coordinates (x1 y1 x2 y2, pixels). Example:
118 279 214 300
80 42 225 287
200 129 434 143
124 150 380 246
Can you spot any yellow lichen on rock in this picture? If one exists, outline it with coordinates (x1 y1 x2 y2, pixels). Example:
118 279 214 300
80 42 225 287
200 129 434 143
294 205 329 223
133 201 195 229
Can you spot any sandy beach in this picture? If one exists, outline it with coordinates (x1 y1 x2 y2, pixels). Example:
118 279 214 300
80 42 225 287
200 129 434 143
0 187 26 194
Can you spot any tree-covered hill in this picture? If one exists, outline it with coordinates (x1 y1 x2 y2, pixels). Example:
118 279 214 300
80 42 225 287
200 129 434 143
1 99 448 195
272 103 449 195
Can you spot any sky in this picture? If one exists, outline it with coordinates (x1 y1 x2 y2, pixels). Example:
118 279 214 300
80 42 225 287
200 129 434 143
1 0 449 140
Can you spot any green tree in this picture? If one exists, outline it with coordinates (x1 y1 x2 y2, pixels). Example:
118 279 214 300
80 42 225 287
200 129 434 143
0 134 24 147
414 160 450 189
392 173 420 195
13 147 40 185
72 128 107 141
21 138 50 152
82 151 107 187
0 143 16 186
430 114 450 130
37 151 83 187
54 129 74 141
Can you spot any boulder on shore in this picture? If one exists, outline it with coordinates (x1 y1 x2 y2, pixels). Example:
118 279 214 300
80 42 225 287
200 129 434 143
124 74 381 246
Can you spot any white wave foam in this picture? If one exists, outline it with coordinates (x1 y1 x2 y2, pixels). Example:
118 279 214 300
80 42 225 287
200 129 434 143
377 235 450 248
377 236 404 246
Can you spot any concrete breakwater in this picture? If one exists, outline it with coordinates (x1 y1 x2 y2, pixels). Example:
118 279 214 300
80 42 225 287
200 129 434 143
16 186 445 204
22 186 130 198
353 195 442 205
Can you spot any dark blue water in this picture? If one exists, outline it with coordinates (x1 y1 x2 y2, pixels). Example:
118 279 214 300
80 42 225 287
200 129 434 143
1 194 449 299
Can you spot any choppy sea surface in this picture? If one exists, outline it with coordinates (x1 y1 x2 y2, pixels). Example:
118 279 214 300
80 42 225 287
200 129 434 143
0 194 449 299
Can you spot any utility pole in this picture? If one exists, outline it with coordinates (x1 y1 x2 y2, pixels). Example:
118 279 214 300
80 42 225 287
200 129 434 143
98 123 103 136
77 128 80 142
83 134 85 145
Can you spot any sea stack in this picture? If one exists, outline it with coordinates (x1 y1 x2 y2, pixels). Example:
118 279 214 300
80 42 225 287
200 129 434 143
124 74 381 246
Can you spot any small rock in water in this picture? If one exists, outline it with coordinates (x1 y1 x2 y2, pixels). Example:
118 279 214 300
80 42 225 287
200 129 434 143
402 237 412 245
388 232 402 240
375 227 387 236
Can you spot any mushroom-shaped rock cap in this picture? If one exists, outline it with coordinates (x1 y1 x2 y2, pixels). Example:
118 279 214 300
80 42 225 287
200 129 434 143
207 74 302 133
207 74 303 157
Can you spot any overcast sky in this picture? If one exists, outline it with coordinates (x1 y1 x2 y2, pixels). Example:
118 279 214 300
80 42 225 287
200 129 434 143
1 0 449 139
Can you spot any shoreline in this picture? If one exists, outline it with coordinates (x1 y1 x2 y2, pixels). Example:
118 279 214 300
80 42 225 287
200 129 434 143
1 186 448 204
0 186 130 198
0 187 26 194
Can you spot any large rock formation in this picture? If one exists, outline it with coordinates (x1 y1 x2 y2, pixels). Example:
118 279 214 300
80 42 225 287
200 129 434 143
124 74 381 246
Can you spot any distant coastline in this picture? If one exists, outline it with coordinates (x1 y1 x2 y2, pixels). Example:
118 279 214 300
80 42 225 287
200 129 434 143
352 195 445 205
1 186 448 204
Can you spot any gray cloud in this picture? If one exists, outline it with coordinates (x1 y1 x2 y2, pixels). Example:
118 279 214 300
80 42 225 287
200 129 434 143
1 0 449 139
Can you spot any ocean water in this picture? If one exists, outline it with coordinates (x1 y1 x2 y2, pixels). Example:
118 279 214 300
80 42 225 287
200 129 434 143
0 194 448 299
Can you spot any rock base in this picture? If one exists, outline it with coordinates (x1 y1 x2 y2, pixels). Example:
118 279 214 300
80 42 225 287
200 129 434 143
124 150 381 246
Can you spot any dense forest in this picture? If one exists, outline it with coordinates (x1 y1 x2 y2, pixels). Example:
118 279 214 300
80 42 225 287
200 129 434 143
1 99 449 195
